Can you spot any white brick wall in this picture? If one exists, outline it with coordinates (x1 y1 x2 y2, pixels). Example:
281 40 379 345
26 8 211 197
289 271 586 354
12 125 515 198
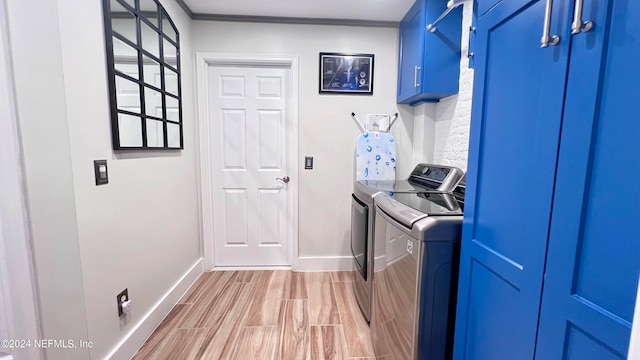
413 1 474 171
410 102 436 167
433 2 474 171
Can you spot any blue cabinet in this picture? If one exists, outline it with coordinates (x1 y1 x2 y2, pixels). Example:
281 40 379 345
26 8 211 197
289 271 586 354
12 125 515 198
397 0 462 105
535 0 640 357
454 0 640 359
453 1 569 358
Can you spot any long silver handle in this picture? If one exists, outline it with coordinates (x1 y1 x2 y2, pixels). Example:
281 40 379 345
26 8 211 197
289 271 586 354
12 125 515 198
276 176 290 184
541 0 560 48
467 26 476 58
414 66 421 88
571 0 593 34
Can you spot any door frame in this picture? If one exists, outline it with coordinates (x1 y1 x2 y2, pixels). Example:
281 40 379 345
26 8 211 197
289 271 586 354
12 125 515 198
0 0 43 357
196 53 299 270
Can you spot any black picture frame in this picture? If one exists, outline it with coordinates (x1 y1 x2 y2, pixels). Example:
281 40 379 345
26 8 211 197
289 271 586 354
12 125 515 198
319 52 374 95
101 0 184 150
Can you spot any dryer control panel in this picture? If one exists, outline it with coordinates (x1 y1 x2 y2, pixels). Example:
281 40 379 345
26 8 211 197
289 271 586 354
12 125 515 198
408 164 464 192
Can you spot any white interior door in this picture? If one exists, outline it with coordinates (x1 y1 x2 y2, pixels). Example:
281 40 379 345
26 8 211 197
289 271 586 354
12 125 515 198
209 65 292 266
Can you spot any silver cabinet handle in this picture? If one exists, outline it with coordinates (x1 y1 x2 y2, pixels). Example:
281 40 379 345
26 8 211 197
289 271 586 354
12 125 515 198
541 0 560 48
276 176 290 184
414 66 421 88
571 0 594 34
467 26 476 58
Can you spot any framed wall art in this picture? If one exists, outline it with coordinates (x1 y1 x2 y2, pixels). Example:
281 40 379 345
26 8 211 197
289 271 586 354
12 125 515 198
319 52 374 95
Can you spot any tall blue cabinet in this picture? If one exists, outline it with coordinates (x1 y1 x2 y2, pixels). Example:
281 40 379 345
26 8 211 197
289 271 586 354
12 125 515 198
397 0 462 105
454 0 640 359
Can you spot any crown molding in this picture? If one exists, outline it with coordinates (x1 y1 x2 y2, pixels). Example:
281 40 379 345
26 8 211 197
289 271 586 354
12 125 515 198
172 0 399 27
174 0 194 18
191 13 399 27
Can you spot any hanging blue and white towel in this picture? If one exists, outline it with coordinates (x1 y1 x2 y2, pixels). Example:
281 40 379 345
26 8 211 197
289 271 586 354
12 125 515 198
356 131 397 181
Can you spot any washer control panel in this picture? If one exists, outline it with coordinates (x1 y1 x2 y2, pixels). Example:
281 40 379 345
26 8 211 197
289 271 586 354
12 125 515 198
408 164 464 192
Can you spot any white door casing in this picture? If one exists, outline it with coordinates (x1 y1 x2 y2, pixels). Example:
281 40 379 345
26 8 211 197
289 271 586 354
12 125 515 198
197 54 299 269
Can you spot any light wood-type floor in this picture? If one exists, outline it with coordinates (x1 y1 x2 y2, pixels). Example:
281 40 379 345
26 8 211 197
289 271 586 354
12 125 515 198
132 270 375 360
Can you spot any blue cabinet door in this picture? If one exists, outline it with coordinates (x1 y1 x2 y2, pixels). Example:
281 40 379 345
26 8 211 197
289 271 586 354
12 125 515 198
421 0 462 100
535 0 640 358
453 0 570 359
397 0 462 105
397 0 425 103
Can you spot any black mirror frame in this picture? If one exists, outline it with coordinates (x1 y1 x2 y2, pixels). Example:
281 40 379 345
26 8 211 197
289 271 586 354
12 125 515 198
102 0 184 150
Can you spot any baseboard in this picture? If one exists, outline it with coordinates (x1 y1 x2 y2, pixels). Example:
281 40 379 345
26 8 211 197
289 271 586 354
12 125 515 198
211 266 292 271
105 258 204 360
294 256 354 272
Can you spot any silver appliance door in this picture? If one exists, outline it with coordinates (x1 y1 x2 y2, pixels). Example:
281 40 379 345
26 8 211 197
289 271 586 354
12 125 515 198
351 194 368 280
371 207 420 360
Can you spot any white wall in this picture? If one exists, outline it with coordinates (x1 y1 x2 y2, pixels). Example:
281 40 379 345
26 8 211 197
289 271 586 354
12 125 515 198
5 0 91 358
192 21 413 265
411 103 436 165
55 0 200 358
0 1 43 358
0 220 10 357
412 2 474 171
6 0 199 358
434 2 474 171
0 0 13 351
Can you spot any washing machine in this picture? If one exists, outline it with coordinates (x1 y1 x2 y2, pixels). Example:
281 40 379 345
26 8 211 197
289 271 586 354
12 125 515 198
351 164 463 323
370 188 464 360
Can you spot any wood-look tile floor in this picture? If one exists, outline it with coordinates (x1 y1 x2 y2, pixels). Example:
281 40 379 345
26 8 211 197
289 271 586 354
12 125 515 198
132 270 375 360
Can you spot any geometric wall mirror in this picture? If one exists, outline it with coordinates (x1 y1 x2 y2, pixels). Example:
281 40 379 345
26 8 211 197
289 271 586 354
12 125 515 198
102 0 183 150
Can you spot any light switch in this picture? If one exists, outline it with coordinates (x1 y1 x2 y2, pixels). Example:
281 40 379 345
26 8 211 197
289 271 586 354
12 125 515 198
305 156 313 170
94 160 108 185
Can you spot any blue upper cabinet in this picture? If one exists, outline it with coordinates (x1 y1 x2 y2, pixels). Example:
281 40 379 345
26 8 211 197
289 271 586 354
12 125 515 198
397 0 462 105
397 1 425 103
456 0 640 359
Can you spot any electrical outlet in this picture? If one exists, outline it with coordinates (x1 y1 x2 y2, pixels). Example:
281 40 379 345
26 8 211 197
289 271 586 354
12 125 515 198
121 300 132 314
117 289 129 317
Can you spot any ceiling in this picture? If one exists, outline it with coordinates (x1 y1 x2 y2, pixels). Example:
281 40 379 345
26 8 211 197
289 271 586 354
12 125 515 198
180 0 416 22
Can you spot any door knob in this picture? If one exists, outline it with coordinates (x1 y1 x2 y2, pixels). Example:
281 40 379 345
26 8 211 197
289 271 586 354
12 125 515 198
276 176 290 184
